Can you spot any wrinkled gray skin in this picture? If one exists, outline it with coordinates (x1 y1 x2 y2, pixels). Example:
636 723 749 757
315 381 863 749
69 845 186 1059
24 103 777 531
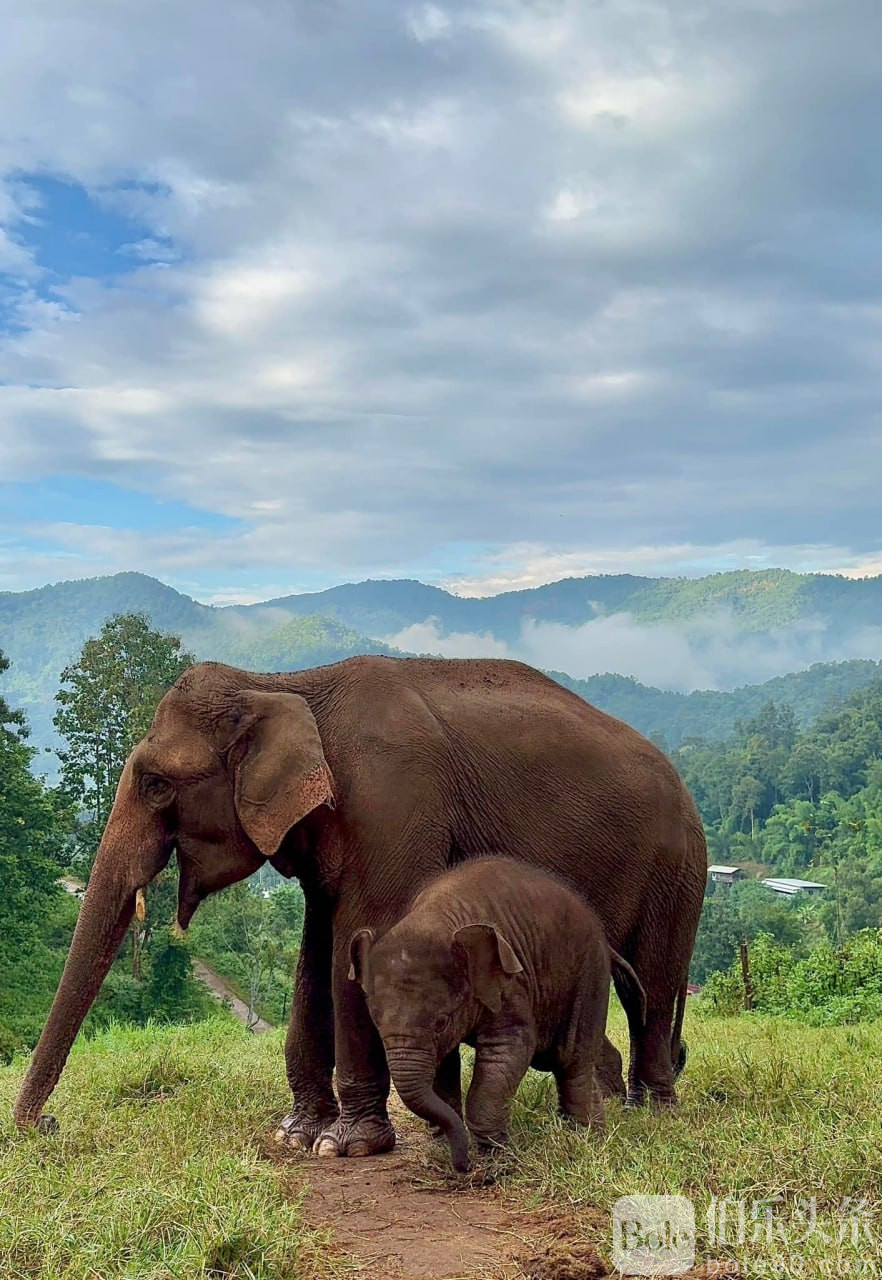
349 858 647 1172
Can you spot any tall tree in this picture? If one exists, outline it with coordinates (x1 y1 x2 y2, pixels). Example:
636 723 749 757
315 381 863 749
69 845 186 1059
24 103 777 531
53 615 194 980
54 613 194 869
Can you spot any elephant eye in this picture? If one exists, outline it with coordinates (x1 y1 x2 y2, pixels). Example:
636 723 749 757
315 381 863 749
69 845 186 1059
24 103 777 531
142 773 174 807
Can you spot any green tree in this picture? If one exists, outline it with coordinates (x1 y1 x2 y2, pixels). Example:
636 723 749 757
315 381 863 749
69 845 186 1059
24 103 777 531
0 651 72 1058
188 882 303 1025
691 886 744 984
0 659 69 946
146 939 213 1022
53 615 194 995
54 613 194 871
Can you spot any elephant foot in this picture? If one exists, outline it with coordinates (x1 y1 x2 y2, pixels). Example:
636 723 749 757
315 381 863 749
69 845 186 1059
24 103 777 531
472 1130 508 1153
595 1039 626 1100
274 1105 339 1152
313 1113 396 1158
625 1085 678 1109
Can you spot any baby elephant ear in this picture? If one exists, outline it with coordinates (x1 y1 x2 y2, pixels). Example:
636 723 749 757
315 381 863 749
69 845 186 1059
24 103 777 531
232 690 336 857
453 923 523 1013
348 928 375 988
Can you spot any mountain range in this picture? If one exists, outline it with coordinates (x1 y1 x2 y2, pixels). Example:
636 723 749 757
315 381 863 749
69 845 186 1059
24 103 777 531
2 568 882 766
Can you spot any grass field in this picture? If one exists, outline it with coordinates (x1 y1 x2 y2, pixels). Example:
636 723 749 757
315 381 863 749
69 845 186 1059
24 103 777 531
1 1009 880 1279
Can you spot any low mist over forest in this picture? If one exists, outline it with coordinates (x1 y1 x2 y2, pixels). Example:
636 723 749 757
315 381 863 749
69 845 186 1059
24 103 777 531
5 567 882 765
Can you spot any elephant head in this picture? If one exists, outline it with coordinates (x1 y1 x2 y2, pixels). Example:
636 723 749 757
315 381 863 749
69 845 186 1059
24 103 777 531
14 662 336 1131
348 920 522 1172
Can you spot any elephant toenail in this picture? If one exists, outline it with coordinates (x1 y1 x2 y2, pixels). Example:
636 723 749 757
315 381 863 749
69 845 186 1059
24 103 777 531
283 1128 314 1150
314 1137 342 1157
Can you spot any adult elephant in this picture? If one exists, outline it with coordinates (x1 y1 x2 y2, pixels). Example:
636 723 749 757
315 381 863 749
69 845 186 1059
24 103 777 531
14 657 706 1154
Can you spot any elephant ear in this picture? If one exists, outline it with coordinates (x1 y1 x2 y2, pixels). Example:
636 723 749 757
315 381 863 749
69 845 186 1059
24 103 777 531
231 691 336 856
348 928 375 989
453 923 523 1014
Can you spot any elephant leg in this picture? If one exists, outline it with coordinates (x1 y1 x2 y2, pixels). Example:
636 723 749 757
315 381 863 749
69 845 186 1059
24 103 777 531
553 977 606 1127
275 897 339 1150
556 1067 605 1130
624 897 694 1107
595 1035 627 1100
627 1007 680 1106
313 950 396 1158
465 1030 534 1152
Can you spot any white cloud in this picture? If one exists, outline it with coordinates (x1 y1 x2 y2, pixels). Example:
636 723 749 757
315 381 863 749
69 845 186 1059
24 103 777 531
0 0 881 595
407 5 452 44
546 187 600 223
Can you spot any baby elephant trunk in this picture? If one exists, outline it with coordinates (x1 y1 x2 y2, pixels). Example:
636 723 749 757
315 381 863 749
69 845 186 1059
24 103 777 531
385 1046 470 1173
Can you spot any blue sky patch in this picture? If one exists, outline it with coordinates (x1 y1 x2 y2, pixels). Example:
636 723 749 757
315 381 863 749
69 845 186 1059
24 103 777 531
2 476 235 535
15 175 175 282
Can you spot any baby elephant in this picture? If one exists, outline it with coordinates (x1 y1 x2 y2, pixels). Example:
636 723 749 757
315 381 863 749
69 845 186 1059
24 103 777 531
348 857 646 1172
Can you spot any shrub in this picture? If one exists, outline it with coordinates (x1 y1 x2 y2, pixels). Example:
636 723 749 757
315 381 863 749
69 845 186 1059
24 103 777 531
699 928 882 1024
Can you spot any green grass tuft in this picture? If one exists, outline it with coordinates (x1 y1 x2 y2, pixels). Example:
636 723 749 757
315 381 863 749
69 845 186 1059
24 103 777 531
501 1007 882 1277
0 1020 332 1280
1 1010 880 1279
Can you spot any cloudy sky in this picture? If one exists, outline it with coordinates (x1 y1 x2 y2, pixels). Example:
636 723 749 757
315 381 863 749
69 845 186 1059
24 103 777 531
1 0 881 604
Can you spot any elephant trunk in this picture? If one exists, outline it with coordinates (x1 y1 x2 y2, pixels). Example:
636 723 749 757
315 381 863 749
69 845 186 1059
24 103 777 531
385 1046 470 1173
14 767 171 1130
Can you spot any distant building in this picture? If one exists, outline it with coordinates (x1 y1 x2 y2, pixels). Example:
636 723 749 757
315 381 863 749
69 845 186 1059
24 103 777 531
686 983 702 997
707 864 745 886
761 877 826 897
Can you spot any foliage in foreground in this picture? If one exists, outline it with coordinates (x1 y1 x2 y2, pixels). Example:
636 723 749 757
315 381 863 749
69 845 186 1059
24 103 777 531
1 1012 879 1280
699 928 882 1025
0 894 223 1064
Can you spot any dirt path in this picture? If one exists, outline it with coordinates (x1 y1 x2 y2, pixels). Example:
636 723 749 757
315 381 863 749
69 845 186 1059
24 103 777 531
271 1104 609 1280
191 959 272 1033
191 963 609 1275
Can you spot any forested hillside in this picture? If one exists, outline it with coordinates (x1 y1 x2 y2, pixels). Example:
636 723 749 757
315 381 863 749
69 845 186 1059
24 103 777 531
0 575 395 761
680 684 882 1008
5 569 882 764
555 660 882 747
258 567 882 638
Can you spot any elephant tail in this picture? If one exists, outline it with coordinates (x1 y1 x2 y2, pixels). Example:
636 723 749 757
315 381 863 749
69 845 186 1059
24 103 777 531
609 949 647 1042
670 980 688 1080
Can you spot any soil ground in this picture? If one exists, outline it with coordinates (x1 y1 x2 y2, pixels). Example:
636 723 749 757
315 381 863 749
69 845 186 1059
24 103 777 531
270 1109 611 1280
201 959 610 1279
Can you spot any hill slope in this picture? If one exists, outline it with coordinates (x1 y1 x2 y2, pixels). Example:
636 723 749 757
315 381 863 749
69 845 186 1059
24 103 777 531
259 568 882 638
1 1015 880 1278
556 659 882 746
3 569 882 760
